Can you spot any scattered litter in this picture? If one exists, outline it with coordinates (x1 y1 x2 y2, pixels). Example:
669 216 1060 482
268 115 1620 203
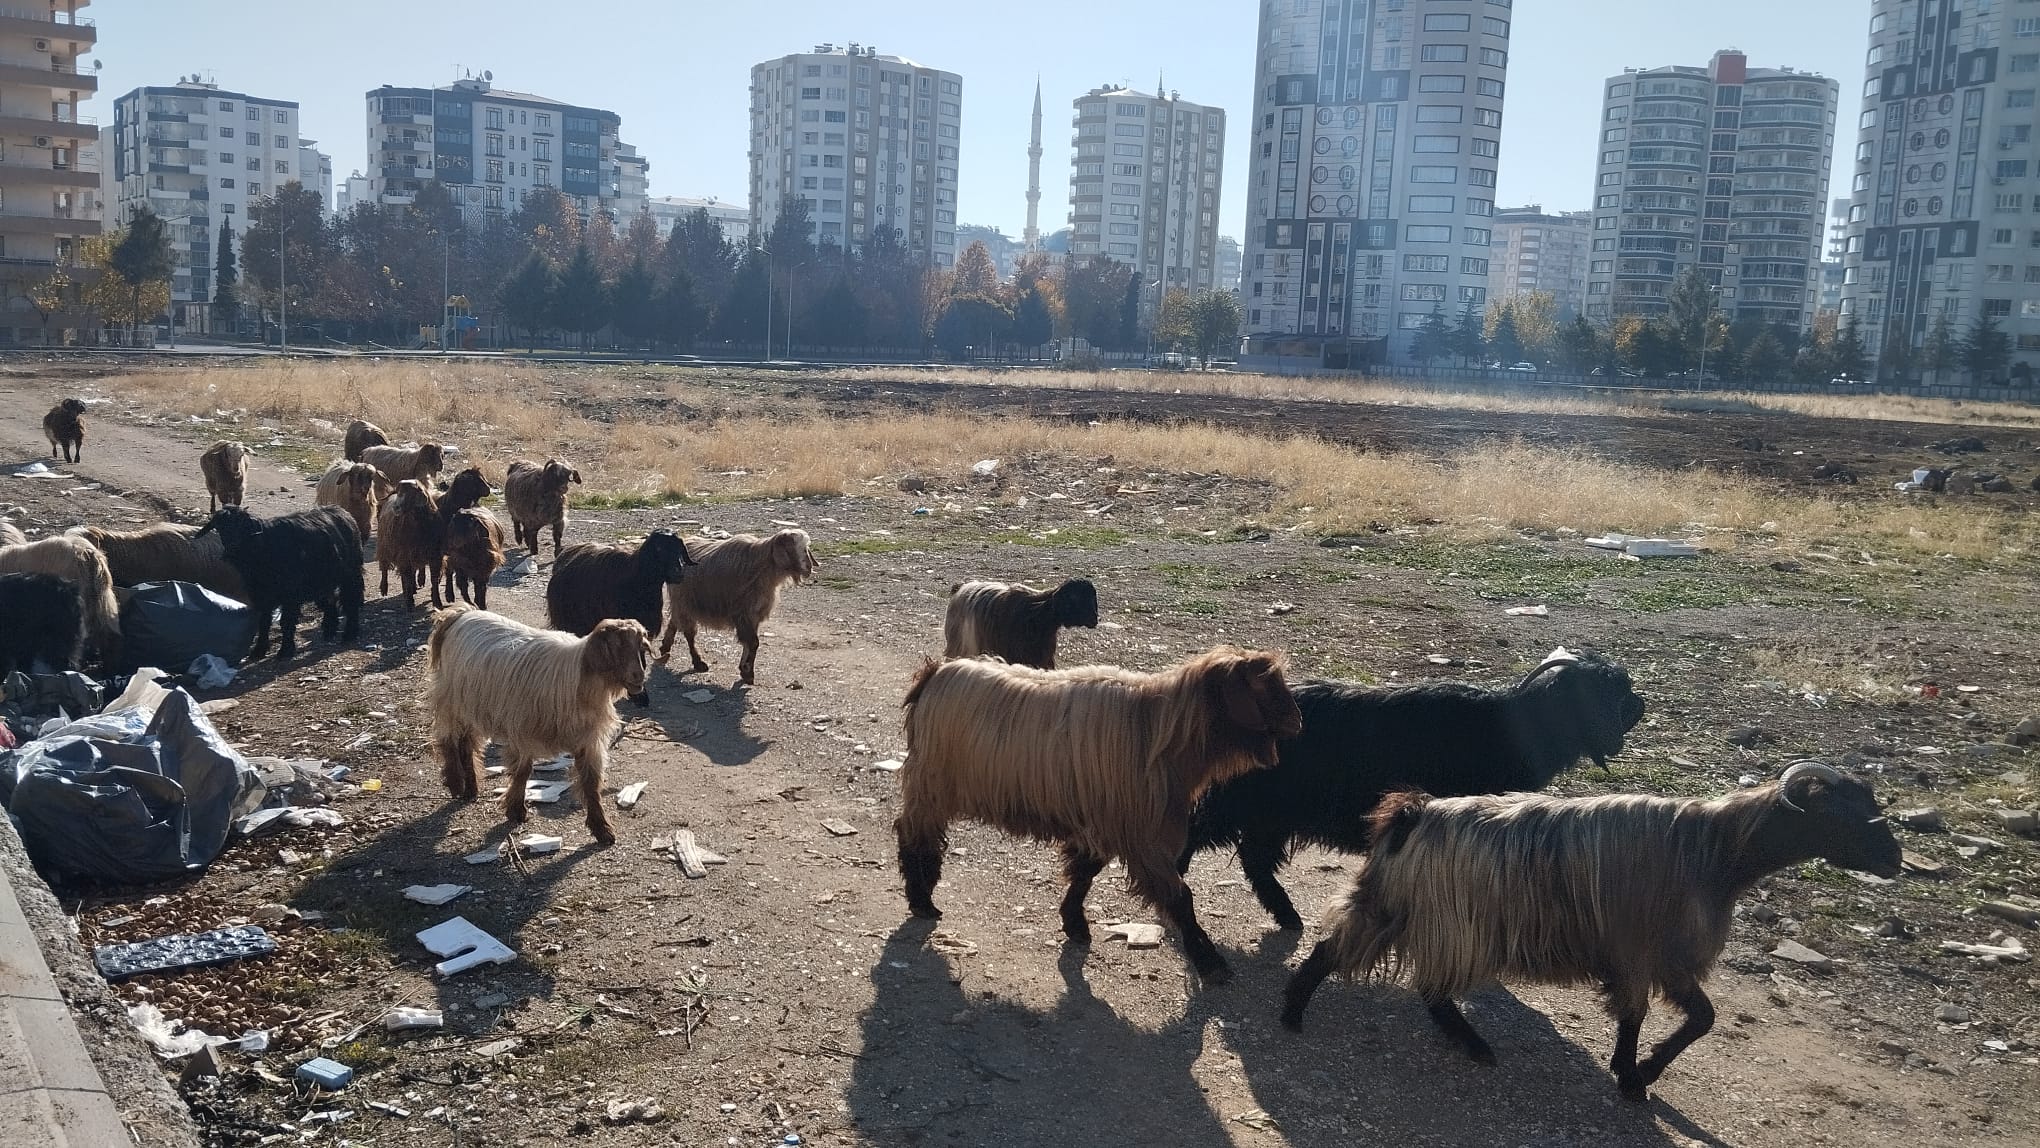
510 556 539 577
1585 533 1702 559
1769 940 1836 972
872 758 905 773
683 689 715 704
533 754 570 774
415 917 516 977
402 884 471 906
1901 851 1947 877
295 1058 354 1090
383 1007 444 1032
1266 601 1297 617
1104 922 1166 949
970 459 1002 478
525 780 571 805
928 931 978 957
125 1002 218 1058
235 806 345 837
616 781 648 809
95 925 277 981
1979 901 2040 929
463 844 503 865
661 829 725 878
517 833 563 855
1940 935 2030 964
189 654 238 690
360 778 382 793
1504 605 1550 617
605 1097 665 1125
820 818 859 837
1233 1109 1280 1133
472 1038 522 1058
368 1101 411 1119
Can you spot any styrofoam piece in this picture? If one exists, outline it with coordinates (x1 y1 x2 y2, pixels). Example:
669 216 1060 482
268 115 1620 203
383 1007 445 1031
402 884 471 906
1622 539 1701 558
533 754 570 774
463 845 503 865
517 833 563 855
525 780 571 804
296 1058 354 1089
1504 605 1550 617
872 759 905 772
616 781 647 809
415 917 516 977
683 689 715 704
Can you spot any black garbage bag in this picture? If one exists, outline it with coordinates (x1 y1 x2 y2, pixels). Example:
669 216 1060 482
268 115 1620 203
1 689 262 883
118 582 258 673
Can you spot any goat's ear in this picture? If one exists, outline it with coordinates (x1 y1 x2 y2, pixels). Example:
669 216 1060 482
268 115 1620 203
571 469 583 485
1219 659 1270 731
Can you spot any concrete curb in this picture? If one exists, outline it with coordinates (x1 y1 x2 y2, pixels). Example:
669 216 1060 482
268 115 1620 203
0 818 200 1147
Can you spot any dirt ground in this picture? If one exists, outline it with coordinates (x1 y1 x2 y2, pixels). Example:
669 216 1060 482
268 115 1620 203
2 361 2037 1148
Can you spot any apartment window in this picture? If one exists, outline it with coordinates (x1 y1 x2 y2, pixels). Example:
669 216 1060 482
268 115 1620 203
1423 13 1472 31
1410 165 1458 183
274 134 287 148
1984 298 2013 317
1465 198 1493 216
1483 16 1510 37
1480 48 1507 68
1477 78 1505 98
2001 161 2030 179
1404 254 1450 272
535 113 551 130
1417 106 1464 123
1470 138 1500 158
1406 224 1453 243
246 108 258 120
1402 284 1447 301
247 182 260 196
276 161 289 174
1418 75 1467 93
220 127 235 140
486 159 504 182
274 109 287 123
2012 90 2038 109
221 203 234 214
220 177 234 188
535 163 550 184
1414 135 1461 153
219 153 234 164
1994 228 2018 246
1420 45 1468 63
218 101 234 112
246 158 259 171
2014 54 2040 74
1408 195 1455 212
1468 169 1496 188
1464 228 1492 246
1475 108 1502 127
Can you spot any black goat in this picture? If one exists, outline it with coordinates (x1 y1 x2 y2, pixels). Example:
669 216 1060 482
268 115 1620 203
0 572 86 676
1181 649 1646 929
198 506 365 660
942 578 1099 669
545 531 692 702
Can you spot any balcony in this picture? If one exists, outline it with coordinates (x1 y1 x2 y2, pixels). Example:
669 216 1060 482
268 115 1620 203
0 207 100 237
0 8 95 44
0 143 97 187
0 54 95 92
0 111 93 139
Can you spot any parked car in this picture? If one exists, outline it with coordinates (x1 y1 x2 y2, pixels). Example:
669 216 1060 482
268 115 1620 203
1830 373 1864 385
1506 362 1537 373
1589 366 1644 378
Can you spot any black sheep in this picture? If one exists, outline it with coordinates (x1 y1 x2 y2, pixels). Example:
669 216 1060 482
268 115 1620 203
0 571 86 676
942 578 1099 669
198 506 365 660
1181 649 1647 929
545 531 692 701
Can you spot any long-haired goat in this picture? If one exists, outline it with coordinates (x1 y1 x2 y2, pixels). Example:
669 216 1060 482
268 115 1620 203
315 460 389 543
0 534 120 661
376 479 444 610
0 572 85 676
658 529 815 685
199 441 251 513
1184 648 1646 929
942 577 1098 669
0 521 25 547
358 442 446 485
502 458 581 561
896 647 1302 984
1280 762 1903 1099
546 531 691 655
197 506 363 660
426 606 652 846
443 508 505 609
42 398 85 463
69 523 247 602
343 419 388 462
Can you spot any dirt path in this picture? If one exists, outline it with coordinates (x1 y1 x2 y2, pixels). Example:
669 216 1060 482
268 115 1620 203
2 371 2034 1148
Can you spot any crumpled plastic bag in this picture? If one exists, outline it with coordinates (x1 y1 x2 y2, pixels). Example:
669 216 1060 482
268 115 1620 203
188 654 237 691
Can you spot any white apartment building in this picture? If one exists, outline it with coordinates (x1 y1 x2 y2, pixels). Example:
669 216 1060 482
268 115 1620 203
366 76 627 222
1586 51 1838 335
1218 235 1242 292
614 142 649 222
647 195 751 247
1489 205 1592 316
748 42 962 266
298 139 333 215
1243 0 1513 368
335 170 370 215
112 80 323 322
0 0 99 343
1838 0 2040 381
1068 85 1225 305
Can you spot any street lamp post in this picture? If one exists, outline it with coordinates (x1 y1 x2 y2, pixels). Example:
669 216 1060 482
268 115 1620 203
786 260 812 360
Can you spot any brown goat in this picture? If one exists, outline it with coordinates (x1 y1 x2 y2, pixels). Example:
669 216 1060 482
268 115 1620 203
375 479 444 609
896 646 1302 983
343 419 389 462
0 533 122 662
502 458 581 560
315 460 388 543
443 507 505 609
427 606 652 846
358 442 447 485
42 398 86 463
199 441 251 513
943 578 1099 669
658 529 815 685
69 523 247 602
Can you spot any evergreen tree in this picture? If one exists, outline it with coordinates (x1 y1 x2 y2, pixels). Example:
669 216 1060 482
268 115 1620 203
213 220 239 327
1922 312 1958 384
1488 309 1524 364
1410 305 1451 364
809 276 869 348
1118 269 1144 352
1013 284 1054 356
951 241 1000 296
1879 330 1916 384
1743 330 1788 383
653 266 703 351
1555 314 1599 373
109 205 175 334
1830 318 1870 380
1961 313 2012 383
499 252 556 349
550 245 609 350
1448 303 1486 365
611 255 658 351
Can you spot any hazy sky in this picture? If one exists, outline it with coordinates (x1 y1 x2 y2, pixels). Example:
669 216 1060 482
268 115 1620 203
93 0 1871 238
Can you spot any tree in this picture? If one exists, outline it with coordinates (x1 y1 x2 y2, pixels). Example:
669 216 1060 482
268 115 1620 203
1487 309 1524 365
1118 270 1145 352
1057 258 1129 348
661 208 738 320
23 269 70 345
1555 314 1599 373
1012 284 1054 356
1961 313 2012 383
1448 303 1486 365
242 184 337 338
1743 329 1789 384
108 205 175 337
213 221 239 328
933 295 1012 359
611 255 658 351
951 240 1000 297
1663 266 1721 365
511 187 582 267
499 252 556 348
550 244 609 349
808 276 869 348
1154 288 1196 352
1410 305 1452 364
1879 330 1916 384
653 267 703 351
1184 290 1242 364
1922 312 1958 384
1831 318 1870 381
716 249 770 345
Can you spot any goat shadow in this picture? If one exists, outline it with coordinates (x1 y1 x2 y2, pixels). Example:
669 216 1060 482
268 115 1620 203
634 668 769 768
1201 934 1725 1147
845 921 1239 1148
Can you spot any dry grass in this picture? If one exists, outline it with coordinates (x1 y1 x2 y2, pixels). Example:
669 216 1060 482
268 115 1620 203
97 360 2039 564
1747 646 1912 704
1708 390 2040 429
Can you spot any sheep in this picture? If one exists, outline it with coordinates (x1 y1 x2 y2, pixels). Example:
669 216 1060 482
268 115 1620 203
68 523 247 602
42 398 85 463
426 606 653 846
1182 648 1647 929
358 442 446 485
199 441 251 513
1279 762 1903 1099
657 529 816 685
197 506 363 660
314 460 388 543
343 419 389 462
0 572 85 677
895 647 1303 984
942 578 1098 669
443 508 505 609
0 521 23 547
545 530 692 650
0 534 121 661
376 479 444 610
502 458 581 560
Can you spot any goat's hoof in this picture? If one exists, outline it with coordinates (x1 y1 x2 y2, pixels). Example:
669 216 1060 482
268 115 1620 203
1062 924 1092 944
590 828 617 847
690 660 710 674
503 806 529 825
1272 912 1307 931
1617 1077 1649 1103
907 902 943 920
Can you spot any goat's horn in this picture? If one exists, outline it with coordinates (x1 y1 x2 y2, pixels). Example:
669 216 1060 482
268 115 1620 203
1519 647 1581 687
1777 760 1845 811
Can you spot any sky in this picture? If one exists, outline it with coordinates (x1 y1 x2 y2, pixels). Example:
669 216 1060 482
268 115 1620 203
93 0 1872 239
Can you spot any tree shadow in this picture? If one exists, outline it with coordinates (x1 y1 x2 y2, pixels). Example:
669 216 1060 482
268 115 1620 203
846 921 1239 1148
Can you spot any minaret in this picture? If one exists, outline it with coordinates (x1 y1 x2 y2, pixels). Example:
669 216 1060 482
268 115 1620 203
1024 78 1043 251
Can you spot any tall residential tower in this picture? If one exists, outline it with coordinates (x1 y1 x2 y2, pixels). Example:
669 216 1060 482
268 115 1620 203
1242 0 1511 368
1068 84 1225 305
0 0 99 344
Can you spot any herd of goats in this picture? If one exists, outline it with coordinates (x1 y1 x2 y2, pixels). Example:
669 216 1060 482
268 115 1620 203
2 396 1907 1102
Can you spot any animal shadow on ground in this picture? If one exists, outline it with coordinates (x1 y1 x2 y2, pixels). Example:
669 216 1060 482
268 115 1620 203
1202 937 1720 1147
635 669 768 767
847 922 1238 1148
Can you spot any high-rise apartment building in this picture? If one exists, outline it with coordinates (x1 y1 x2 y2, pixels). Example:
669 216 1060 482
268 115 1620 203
614 142 649 221
1068 85 1225 305
1819 196 1849 315
1217 235 1242 293
1243 0 1512 367
1585 51 1838 335
648 195 752 247
112 80 322 325
749 43 962 266
0 0 99 344
1489 205 1592 316
1838 1 2040 380
366 77 629 221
